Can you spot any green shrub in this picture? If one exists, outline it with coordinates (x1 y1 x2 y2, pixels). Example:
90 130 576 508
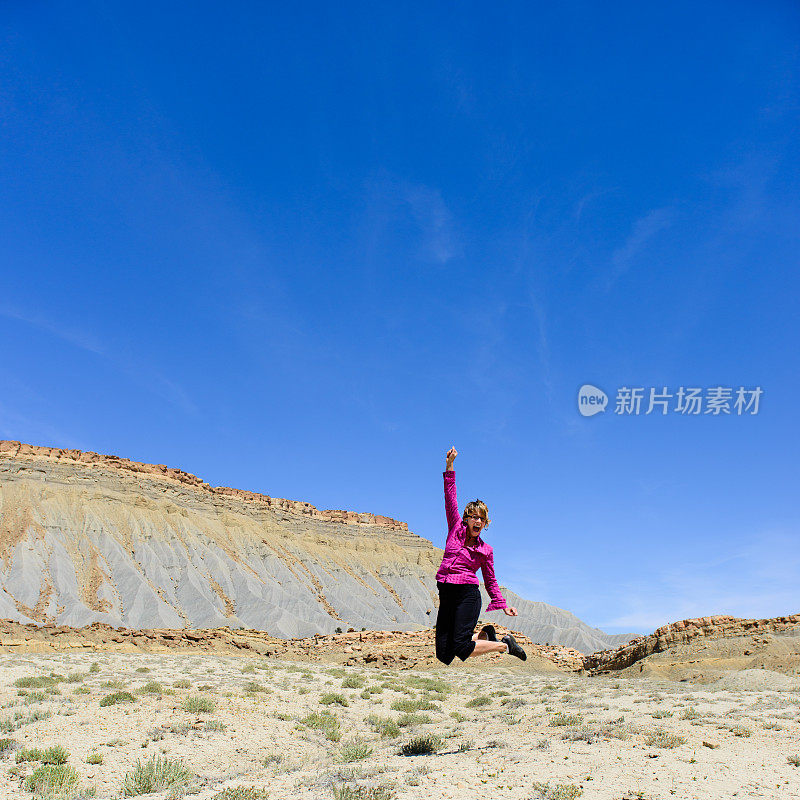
16 747 43 762
397 713 432 727
380 681 412 695
399 734 442 756
99 691 136 707
644 728 686 748
212 788 270 800
0 737 15 754
560 725 597 743
243 681 267 693
183 695 216 713
320 693 349 707
121 754 194 796
135 667 150 673
87 751 103 764
549 713 582 727
300 711 341 742
0 709 51 733
342 675 365 689
13 675 60 689
365 715 400 739
531 781 583 799
101 679 126 689
390 699 436 713
465 696 491 708
88 663 101 673
458 739 474 751
404 677 451 696
173 679 191 689
337 736 373 762
24 763 79 794
40 744 69 764
332 785 396 800
138 681 163 695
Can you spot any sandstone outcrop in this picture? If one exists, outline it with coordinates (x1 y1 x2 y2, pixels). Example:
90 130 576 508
0 617 579 672
3 612 799 682
0 441 408 530
582 613 800 675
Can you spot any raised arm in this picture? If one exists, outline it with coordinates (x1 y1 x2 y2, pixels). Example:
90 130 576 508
443 446 464 545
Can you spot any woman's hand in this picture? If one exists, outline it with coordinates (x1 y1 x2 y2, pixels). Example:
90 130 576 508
445 446 457 471
503 607 518 616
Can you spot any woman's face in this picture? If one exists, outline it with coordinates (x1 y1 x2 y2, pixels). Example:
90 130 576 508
465 512 485 537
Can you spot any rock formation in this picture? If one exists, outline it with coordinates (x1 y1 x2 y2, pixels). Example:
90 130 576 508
582 613 800 677
0 618 581 673
0 440 634 651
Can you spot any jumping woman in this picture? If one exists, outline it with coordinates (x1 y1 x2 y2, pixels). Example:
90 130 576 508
435 446 527 665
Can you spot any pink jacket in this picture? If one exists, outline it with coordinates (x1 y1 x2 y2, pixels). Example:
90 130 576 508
435 470 507 611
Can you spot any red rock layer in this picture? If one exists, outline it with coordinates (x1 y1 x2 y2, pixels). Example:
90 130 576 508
0 440 407 531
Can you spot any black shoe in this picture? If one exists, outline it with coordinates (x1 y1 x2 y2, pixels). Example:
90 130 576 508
479 625 497 641
502 634 527 661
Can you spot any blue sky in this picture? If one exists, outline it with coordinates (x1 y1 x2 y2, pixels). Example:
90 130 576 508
1 2 798 634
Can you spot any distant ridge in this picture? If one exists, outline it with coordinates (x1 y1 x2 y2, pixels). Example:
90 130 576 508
0 440 407 530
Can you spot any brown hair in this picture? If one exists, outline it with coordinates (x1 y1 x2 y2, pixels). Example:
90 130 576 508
463 499 490 527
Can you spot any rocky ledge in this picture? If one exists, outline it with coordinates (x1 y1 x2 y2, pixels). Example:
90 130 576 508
582 613 800 674
0 441 407 530
0 618 582 672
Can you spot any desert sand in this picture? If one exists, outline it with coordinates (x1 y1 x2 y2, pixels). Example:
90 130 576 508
2 646 799 800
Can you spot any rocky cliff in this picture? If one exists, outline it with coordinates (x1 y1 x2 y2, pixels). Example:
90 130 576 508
582 613 800 676
0 441 634 651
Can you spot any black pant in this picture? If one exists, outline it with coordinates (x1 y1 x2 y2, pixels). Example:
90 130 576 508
435 581 481 665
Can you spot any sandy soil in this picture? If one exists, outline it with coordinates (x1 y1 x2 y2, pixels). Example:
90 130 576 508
1 651 799 800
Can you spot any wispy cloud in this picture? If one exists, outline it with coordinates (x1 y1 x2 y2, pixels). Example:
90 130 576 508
528 293 553 401
595 529 800 631
0 305 106 355
606 207 673 289
362 175 460 266
0 399 84 450
403 183 459 264
0 304 198 416
117 361 199 416
574 188 613 223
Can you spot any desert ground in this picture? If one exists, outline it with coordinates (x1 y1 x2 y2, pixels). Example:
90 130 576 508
1 649 799 800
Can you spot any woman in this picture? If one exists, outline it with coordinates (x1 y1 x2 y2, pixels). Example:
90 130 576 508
435 446 527 665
